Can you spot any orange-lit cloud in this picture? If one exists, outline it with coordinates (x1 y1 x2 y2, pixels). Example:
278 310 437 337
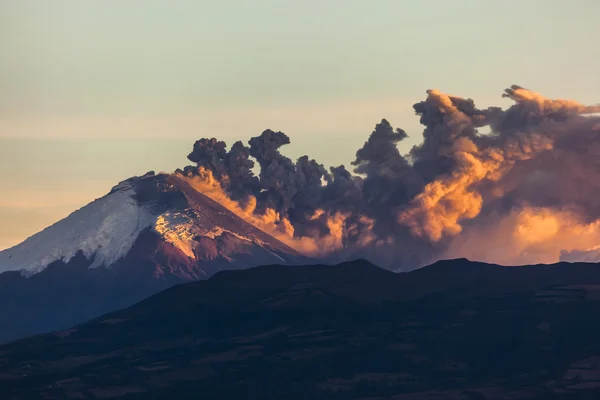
180 169 363 256
443 207 600 266
171 85 600 268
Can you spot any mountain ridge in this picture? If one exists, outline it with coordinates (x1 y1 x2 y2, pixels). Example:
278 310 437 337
4 258 600 399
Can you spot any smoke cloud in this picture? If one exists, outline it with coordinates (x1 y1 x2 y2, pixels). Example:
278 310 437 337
175 85 600 270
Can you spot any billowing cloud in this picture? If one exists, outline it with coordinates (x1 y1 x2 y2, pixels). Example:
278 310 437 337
176 85 600 269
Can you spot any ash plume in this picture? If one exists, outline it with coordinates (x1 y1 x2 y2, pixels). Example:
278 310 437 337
176 85 600 270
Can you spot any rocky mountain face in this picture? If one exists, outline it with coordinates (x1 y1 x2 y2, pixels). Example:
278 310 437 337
0 173 309 343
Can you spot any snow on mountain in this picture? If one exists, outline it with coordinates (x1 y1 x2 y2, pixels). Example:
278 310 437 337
153 210 258 259
0 173 306 277
0 180 156 276
0 173 308 343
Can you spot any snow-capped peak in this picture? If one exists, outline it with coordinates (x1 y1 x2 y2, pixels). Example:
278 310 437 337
0 173 303 277
0 180 155 276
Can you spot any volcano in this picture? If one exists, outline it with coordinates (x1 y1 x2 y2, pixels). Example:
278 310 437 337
0 172 308 343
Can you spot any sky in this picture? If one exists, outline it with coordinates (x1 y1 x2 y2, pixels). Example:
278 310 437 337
0 0 599 250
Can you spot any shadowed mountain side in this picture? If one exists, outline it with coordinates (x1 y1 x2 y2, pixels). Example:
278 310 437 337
0 231 305 344
0 173 310 344
127 258 600 316
4 259 600 398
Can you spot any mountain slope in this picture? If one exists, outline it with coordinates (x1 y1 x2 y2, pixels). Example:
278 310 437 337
0 173 304 276
3 259 600 399
0 172 308 343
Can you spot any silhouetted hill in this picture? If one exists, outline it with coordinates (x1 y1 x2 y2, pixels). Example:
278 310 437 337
4 258 600 399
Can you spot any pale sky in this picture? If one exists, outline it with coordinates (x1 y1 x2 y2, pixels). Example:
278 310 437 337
1 0 599 249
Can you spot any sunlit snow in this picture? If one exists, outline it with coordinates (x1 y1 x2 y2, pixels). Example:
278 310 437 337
153 210 257 259
0 177 279 277
0 181 156 276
